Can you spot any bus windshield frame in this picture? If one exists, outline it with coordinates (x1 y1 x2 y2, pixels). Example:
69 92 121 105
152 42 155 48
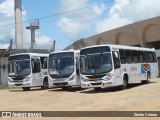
80 53 112 75
80 46 112 75
49 52 74 78
8 54 31 77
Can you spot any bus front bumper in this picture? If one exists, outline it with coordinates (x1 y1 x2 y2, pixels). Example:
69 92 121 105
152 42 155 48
51 80 79 87
81 80 113 88
8 82 31 88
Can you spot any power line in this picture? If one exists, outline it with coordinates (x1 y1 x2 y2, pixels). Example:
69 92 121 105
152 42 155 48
0 0 114 28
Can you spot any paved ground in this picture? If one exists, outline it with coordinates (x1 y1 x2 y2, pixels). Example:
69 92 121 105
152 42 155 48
0 78 160 120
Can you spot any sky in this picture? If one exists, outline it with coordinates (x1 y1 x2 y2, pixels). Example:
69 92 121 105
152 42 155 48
0 0 160 51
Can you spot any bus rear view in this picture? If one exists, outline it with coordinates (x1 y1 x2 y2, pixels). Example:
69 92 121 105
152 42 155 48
48 50 80 90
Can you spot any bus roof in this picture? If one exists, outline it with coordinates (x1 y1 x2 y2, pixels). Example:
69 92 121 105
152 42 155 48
50 49 80 55
80 44 155 52
9 53 49 57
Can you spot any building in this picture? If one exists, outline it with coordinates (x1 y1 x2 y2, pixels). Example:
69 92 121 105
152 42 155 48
64 16 160 71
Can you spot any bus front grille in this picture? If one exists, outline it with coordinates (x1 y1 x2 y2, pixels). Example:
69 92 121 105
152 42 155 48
15 84 23 86
90 82 102 86
53 82 68 86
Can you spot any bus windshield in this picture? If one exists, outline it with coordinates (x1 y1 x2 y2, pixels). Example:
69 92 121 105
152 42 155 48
80 53 112 75
49 52 74 78
8 55 31 77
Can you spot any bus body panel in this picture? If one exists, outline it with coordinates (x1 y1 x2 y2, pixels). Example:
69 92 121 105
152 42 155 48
48 50 80 88
8 53 48 89
80 44 159 89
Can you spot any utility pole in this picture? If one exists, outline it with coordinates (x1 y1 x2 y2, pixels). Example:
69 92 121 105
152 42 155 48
26 19 39 52
14 0 23 49
10 39 12 55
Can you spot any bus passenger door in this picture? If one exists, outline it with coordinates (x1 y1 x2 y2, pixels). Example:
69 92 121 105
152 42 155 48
31 57 41 86
112 51 121 85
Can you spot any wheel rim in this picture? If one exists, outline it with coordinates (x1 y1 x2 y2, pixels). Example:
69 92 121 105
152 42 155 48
147 73 151 82
123 80 127 88
44 81 48 88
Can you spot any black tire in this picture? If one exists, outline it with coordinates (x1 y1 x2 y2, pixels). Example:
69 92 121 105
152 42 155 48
94 87 101 91
41 79 49 90
62 87 68 90
141 72 150 84
121 78 128 90
22 87 30 91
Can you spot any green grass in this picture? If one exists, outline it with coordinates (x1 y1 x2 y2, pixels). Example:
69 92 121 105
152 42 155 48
158 74 160 78
0 85 8 90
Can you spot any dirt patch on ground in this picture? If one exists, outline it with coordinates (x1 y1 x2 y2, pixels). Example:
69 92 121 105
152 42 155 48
0 78 160 120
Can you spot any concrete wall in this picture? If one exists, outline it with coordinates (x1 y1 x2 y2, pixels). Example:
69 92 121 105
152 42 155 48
64 16 160 73
65 16 160 50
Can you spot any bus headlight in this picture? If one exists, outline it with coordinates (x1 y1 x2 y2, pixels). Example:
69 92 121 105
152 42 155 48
9 78 13 83
81 77 88 82
49 78 54 82
105 73 113 81
103 73 113 81
69 75 75 81
25 76 31 82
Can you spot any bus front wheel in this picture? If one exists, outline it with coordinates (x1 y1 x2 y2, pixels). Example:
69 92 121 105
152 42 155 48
94 87 101 91
22 87 30 91
121 78 128 90
41 79 49 90
62 87 68 90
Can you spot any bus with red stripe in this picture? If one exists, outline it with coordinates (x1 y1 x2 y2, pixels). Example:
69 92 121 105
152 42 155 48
79 45 159 91
48 49 80 90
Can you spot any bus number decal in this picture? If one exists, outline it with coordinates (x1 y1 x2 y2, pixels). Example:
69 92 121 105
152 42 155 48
131 67 137 71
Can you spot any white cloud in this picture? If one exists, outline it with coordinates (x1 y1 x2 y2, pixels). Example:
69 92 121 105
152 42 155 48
0 44 10 49
0 0 14 48
96 14 132 33
57 0 107 40
0 0 14 18
96 0 160 33
0 0 56 50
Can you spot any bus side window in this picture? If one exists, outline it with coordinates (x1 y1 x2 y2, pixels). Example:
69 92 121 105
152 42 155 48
138 51 144 63
40 57 47 69
152 52 157 62
144 51 149 63
126 50 132 64
148 52 154 63
32 58 41 73
43 59 48 69
112 51 120 69
132 50 138 63
119 49 126 64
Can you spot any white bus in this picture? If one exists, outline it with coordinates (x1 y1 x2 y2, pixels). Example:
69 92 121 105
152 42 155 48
8 53 49 91
48 50 80 90
80 44 159 91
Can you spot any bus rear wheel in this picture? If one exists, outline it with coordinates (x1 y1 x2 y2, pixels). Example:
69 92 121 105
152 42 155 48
142 72 150 84
94 87 101 91
22 87 30 91
41 79 49 90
